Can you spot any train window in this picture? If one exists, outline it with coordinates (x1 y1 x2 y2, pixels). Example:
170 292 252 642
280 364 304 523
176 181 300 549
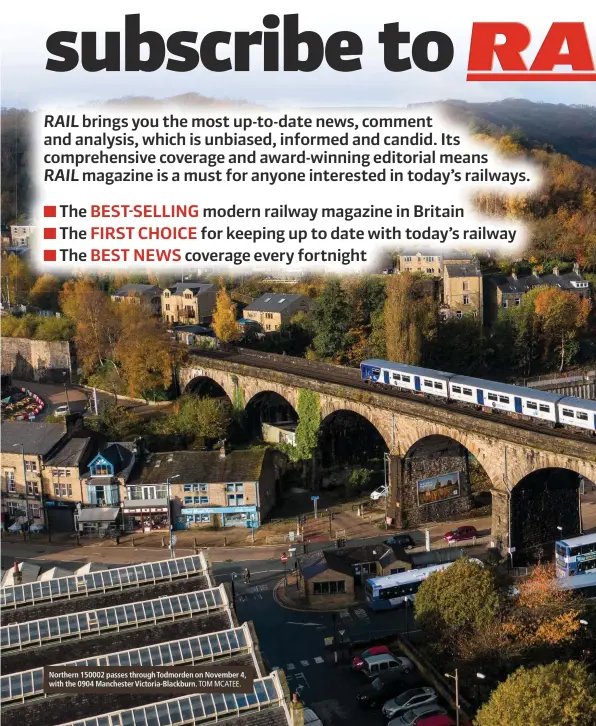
526 402 538 410
434 382 443 389
577 412 588 421
499 396 510 404
392 374 401 380
487 393 497 401
539 405 550 412
451 385 461 393
424 380 433 387
562 409 574 418
402 376 411 383
463 388 473 396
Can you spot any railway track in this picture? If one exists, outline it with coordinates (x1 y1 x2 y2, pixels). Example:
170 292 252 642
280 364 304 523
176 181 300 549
188 347 596 449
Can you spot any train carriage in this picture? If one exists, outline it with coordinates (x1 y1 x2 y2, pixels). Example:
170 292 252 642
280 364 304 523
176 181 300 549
361 360 452 399
557 396 596 432
449 375 562 423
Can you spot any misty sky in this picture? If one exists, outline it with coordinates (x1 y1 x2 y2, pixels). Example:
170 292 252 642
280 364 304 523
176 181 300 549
2 0 594 109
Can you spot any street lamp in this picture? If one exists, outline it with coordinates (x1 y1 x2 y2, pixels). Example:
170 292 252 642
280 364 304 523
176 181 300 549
62 371 71 414
444 670 460 726
476 672 486 680
13 444 29 537
166 475 180 557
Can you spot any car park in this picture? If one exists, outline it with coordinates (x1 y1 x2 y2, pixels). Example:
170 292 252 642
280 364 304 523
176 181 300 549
443 525 477 543
382 688 438 719
352 645 392 671
384 534 416 549
357 674 411 709
388 704 447 726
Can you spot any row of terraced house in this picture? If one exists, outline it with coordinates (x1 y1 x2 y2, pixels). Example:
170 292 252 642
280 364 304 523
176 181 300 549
0 421 281 535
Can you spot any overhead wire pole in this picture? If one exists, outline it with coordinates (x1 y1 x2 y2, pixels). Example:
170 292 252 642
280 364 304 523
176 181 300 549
166 474 180 557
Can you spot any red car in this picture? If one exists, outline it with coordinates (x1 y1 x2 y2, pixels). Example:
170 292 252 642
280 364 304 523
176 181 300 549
352 645 391 670
443 525 478 543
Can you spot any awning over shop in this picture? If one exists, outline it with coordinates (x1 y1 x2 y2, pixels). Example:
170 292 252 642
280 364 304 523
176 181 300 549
122 499 169 512
77 507 120 522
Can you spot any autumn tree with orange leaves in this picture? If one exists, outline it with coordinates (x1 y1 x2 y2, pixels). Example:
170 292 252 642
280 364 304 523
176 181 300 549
533 287 590 371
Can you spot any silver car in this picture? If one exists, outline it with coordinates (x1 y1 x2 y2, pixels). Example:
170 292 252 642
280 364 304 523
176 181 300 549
382 688 438 719
388 704 446 726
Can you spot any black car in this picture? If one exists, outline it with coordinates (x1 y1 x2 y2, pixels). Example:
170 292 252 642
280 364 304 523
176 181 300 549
385 534 416 549
356 670 421 708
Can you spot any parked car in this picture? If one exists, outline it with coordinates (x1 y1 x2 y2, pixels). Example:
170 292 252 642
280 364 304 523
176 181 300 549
382 687 438 719
29 523 44 533
361 654 414 680
443 525 477 543
388 705 447 726
370 485 389 501
7 522 22 533
353 645 392 671
54 404 70 416
357 674 411 708
384 534 416 549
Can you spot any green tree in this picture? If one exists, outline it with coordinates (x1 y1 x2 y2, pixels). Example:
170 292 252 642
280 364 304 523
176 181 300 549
28 274 61 310
156 395 230 442
476 661 596 726
415 558 499 644
33 316 75 341
212 286 241 343
310 279 351 360
2 253 33 305
86 404 146 440
295 389 321 460
12 313 40 338
347 467 373 495
384 273 437 365
0 315 20 337
534 287 590 371
427 318 486 375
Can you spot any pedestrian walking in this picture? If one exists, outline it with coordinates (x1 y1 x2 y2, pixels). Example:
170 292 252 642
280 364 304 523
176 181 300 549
244 567 251 584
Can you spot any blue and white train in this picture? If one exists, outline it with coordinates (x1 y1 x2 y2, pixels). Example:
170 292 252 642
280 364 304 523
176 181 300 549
360 359 596 434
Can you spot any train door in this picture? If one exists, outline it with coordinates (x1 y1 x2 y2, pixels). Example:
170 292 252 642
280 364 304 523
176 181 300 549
414 376 421 391
514 397 523 414
383 371 390 384
476 389 484 405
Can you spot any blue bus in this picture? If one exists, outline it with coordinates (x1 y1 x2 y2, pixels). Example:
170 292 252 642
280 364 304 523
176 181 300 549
557 570 596 599
365 563 454 611
555 533 596 577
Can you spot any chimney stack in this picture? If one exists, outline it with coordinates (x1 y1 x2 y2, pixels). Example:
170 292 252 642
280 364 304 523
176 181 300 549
573 262 580 274
219 439 228 458
511 270 517 280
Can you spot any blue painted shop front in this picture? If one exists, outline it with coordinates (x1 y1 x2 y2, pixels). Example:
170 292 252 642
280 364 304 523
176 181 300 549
179 505 259 529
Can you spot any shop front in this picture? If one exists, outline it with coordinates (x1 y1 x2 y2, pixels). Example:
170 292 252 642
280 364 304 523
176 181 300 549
122 499 170 532
180 505 258 529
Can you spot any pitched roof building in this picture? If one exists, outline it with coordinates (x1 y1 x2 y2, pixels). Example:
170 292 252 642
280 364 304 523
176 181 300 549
243 294 312 332
162 282 217 325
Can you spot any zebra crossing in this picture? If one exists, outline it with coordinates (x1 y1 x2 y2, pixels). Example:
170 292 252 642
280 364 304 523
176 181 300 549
273 656 327 672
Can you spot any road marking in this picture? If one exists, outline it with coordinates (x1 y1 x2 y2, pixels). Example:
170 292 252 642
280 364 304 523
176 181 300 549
300 660 309 667
247 584 268 593
286 621 322 627
286 663 295 670
251 569 285 574
314 656 324 664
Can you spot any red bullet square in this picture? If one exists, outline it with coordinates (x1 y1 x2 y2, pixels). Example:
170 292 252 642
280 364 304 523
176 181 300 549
43 250 57 262
44 206 56 217
44 228 57 240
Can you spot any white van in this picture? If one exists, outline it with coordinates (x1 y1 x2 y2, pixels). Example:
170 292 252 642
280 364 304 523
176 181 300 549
361 654 413 679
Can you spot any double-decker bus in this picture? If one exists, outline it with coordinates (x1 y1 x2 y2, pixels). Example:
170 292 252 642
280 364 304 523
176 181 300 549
555 533 596 577
558 570 596 599
365 563 454 611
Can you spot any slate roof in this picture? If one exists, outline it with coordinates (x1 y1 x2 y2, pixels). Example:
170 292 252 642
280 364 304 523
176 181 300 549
491 271 590 294
444 263 481 278
45 437 92 468
130 449 268 485
400 250 472 260
166 282 215 296
113 284 162 297
99 441 137 475
300 551 354 580
244 293 310 313
0 422 66 456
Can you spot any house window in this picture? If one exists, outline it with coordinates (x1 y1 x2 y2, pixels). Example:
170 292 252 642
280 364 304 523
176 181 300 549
404 256 412 262
515 297 521 306
462 295 470 305
425 256 434 262
462 281 469 291
184 496 194 505
184 293 193 299
165 304 170 311
127 485 167 500
94 464 111 476
502 300 509 308
236 495 245 505
27 482 39 496
456 311 463 319
7 502 22 516
226 483 244 493
426 268 433 274
28 503 41 519
313 581 346 595
52 469 70 478
199 495 209 505
6 471 16 492
54 482 73 497
25 460 37 472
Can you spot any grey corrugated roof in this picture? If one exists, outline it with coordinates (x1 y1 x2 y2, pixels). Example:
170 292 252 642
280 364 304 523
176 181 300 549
1 422 66 456
45 437 91 467
113 284 162 296
166 282 215 295
444 263 481 278
130 450 268 485
244 293 310 313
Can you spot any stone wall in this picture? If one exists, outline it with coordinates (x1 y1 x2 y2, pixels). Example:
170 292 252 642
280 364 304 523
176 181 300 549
401 444 473 528
1 337 74 382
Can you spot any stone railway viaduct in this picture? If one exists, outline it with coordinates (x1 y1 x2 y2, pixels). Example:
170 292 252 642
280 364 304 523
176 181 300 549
179 350 596 556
